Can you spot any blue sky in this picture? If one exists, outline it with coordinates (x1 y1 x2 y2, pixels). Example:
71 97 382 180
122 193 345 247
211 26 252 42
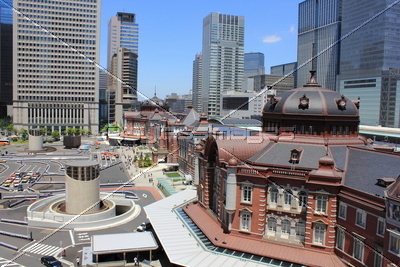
100 0 304 100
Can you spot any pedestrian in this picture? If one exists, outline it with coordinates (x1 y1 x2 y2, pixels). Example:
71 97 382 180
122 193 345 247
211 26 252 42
76 256 80 266
134 256 138 266
62 250 66 258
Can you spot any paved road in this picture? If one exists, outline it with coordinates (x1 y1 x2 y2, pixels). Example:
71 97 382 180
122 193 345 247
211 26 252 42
0 137 169 267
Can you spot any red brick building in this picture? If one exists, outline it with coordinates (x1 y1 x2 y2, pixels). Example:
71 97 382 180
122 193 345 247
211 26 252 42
188 72 400 266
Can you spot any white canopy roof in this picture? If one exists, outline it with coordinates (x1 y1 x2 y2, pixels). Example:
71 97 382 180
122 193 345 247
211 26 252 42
92 232 158 254
144 189 271 267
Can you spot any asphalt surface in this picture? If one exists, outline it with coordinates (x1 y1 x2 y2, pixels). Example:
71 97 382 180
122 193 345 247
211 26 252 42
0 137 171 267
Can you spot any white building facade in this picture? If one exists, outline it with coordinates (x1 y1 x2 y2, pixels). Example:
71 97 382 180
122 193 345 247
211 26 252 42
13 0 101 133
201 13 244 117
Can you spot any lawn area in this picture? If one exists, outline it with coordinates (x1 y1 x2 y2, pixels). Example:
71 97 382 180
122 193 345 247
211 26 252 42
165 172 181 178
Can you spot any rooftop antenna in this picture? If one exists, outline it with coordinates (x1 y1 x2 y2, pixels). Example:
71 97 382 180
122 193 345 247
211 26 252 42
154 86 157 97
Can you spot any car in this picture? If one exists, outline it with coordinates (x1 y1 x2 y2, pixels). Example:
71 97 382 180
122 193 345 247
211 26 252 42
13 178 21 184
137 221 152 232
93 154 97 158
95 146 100 149
2 180 11 187
0 159 6 163
40 256 63 267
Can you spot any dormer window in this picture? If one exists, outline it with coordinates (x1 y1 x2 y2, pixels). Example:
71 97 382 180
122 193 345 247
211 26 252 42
337 95 347 111
376 177 395 187
299 94 309 110
290 147 303 163
268 95 279 111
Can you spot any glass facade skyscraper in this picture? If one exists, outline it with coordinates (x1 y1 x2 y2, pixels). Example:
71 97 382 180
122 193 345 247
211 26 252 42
107 12 139 124
0 0 12 118
244 52 265 78
337 0 400 127
201 12 244 117
13 0 101 133
297 0 342 90
107 12 138 65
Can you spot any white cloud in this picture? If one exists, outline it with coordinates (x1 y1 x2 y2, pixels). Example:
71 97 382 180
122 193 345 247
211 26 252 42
262 35 282 43
289 26 295 33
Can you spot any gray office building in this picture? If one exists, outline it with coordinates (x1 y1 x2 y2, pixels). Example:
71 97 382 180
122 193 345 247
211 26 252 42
297 0 342 90
13 0 101 134
201 12 245 117
337 0 400 127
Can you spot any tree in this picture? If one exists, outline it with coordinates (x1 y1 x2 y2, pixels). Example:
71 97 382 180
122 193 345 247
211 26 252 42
19 128 28 141
6 124 16 135
41 127 48 136
51 130 60 141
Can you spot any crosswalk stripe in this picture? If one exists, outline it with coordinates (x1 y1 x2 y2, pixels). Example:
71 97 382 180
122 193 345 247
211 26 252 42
0 257 25 267
23 243 60 256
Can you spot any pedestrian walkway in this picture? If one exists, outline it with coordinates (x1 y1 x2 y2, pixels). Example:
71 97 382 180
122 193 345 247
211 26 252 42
0 257 25 267
22 242 61 256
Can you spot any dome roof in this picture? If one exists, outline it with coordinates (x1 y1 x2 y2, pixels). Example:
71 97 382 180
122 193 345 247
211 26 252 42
142 94 166 106
263 73 359 117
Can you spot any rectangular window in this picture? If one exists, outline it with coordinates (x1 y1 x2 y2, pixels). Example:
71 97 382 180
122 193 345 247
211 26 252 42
241 212 251 231
314 224 326 245
338 203 347 219
270 188 278 204
242 185 252 203
353 237 364 262
377 218 385 237
356 209 366 228
374 247 383 267
389 235 400 255
316 195 328 214
336 227 345 250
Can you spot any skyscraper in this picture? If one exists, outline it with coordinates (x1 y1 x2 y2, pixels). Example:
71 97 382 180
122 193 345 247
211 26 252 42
108 47 138 124
201 12 244 117
107 12 138 65
244 52 265 78
107 12 139 123
297 0 342 90
13 0 101 133
192 54 202 113
337 0 400 127
0 0 12 118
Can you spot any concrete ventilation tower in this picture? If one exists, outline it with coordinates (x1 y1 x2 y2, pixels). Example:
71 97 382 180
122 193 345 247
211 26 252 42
28 129 44 151
65 161 100 214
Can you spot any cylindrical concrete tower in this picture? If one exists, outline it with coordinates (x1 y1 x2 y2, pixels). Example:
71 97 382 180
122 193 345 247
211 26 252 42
65 161 100 214
28 129 43 151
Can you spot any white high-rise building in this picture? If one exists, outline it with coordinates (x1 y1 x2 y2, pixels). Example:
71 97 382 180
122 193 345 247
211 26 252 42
201 12 244 117
192 54 202 113
13 0 101 134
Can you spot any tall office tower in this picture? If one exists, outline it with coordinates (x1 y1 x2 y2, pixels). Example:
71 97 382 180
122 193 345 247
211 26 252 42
201 12 244 117
192 54 202 113
338 0 400 127
108 48 138 124
297 0 342 90
0 0 12 118
244 52 265 77
107 12 139 122
13 0 101 134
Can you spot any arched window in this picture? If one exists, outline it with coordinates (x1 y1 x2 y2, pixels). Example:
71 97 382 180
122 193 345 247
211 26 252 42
299 191 307 207
270 186 278 204
267 217 277 232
